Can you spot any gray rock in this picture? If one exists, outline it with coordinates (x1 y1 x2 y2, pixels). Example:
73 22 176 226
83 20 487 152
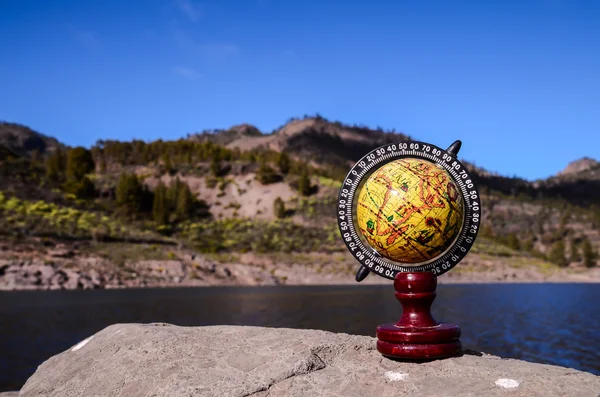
0 259 127 291
19 324 600 397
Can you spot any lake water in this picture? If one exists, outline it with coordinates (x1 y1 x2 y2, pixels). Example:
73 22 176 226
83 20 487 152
1 283 599 391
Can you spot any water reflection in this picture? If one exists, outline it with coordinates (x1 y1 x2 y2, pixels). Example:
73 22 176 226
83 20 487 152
1 283 598 392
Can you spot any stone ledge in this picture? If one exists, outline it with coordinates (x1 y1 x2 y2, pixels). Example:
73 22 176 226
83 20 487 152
14 324 600 397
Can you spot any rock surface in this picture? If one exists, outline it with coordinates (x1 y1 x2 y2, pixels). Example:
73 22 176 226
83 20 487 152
557 157 599 177
18 324 600 397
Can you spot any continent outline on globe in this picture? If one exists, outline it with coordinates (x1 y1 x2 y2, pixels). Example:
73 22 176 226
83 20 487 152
337 140 481 279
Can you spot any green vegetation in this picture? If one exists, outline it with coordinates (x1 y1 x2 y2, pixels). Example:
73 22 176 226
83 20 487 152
582 237 597 268
82 242 173 267
273 197 286 219
45 147 65 182
297 172 311 196
65 147 95 182
210 154 221 177
470 237 517 257
116 173 147 216
317 176 342 189
256 161 280 185
569 237 579 262
277 152 291 175
153 181 169 225
548 240 568 267
183 219 342 254
175 180 195 220
505 233 520 251
0 191 149 241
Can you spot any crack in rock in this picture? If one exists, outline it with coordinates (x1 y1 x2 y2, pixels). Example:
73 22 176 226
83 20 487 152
243 349 327 397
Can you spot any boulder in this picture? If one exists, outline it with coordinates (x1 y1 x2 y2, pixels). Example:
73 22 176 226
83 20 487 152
19 324 600 397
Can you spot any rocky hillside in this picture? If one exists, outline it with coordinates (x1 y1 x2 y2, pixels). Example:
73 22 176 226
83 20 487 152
556 157 599 178
0 115 598 290
530 158 600 206
191 116 410 174
0 122 64 158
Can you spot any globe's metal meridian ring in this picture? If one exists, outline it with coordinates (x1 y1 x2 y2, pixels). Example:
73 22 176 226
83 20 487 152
337 140 481 280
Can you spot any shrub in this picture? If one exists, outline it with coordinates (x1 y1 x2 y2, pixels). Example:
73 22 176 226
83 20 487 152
66 147 95 182
582 237 597 268
45 148 66 182
153 181 169 225
116 173 144 215
505 233 520 251
175 181 195 221
277 152 291 175
297 172 311 196
569 237 579 262
256 162 280 185
273 197 285 219
548 240 568 267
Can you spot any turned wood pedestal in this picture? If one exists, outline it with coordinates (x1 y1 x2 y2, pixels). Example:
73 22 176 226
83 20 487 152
376 272 461 360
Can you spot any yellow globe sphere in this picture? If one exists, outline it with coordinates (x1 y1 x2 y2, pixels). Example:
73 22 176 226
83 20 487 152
356 158 464 264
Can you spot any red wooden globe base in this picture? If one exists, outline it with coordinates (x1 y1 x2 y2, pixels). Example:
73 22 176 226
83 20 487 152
376 272 461 360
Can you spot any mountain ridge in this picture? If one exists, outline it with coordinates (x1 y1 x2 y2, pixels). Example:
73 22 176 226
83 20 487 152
0 121 64 158
1 116 598 188
557 157 599 176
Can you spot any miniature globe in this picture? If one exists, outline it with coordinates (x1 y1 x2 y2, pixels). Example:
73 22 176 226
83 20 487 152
356 158 464 264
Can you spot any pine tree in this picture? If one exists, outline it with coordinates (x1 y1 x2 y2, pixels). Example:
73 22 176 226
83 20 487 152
142 145 151 163
506 233 520 251
522 236 534 252
548 240 568 267
66 147 95 182
292 160 309 176
569 237 579 263
582 237 597 268
298 172 311 196
175 181 195 220
210 154 221 177
162 153 173 174
256 161 279 185
153 182 169 225
273 197 286 219
45 148 65 182
277 152 291 175
167 178 183 211
73 176 96 199
98 156 107 173
116 173 144 215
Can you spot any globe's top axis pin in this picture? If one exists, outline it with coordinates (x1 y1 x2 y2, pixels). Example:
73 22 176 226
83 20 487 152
446 140 462 157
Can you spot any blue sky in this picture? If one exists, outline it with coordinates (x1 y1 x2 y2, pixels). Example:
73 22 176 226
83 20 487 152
1 0 599 180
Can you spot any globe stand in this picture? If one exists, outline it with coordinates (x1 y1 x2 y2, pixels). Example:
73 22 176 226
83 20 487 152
376 272 461 360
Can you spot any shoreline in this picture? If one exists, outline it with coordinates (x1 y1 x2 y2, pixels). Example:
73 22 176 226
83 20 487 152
2 249 599 291
2 268 599 292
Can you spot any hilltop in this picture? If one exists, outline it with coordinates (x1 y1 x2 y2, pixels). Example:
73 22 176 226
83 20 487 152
0 115 598 290
557 157 600 178
189 116 410 175
0 122 64 158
